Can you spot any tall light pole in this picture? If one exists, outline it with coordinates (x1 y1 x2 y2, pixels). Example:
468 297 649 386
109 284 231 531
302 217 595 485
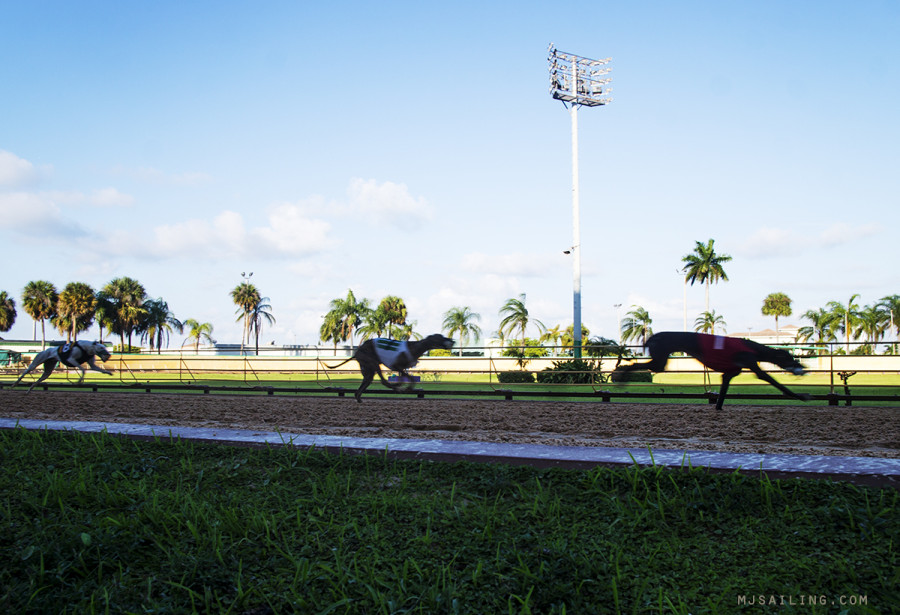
549 44 611 358
677 269 688 332
614 303 622 343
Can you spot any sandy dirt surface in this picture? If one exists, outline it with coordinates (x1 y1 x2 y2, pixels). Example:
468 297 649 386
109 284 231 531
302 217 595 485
1 390 898 459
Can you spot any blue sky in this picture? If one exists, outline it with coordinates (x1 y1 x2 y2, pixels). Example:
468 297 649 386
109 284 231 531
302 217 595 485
2 1 898 347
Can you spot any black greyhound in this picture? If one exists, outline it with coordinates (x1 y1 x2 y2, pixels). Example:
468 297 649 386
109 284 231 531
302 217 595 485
326 334 454 402
612 331 810 409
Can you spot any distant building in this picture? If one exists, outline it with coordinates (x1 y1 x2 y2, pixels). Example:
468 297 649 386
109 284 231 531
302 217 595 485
212 343 351 357
729 325 800 346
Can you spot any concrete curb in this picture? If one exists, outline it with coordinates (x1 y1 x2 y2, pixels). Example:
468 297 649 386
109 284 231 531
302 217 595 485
3 418 898 489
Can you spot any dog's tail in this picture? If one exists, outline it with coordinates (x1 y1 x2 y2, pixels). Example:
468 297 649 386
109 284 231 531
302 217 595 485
324 357 354 370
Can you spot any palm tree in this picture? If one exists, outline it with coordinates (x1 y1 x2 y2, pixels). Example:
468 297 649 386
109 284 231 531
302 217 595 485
230 282 261 355
761 292 793 342
54 282 96 341
694 310 726 335
442 306 482 356
378 296 408 339
560 323 590 355
323 289 369 348
248 297 276 355
798 307 838 354
540 324 564 355
499 294 545 350
22 280 58 348
854 304 887 353
621 305 653 347
877 295 900 352
103 277 147 351
681 239 732 313
826 294 862 353
319 310 344 354
94 291 116 344
182 319 215 354
357 306 389 341
140 298 183 354
394 322 420 341
0 291 16 333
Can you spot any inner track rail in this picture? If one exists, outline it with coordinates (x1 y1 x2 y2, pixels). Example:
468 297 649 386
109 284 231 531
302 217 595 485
2 380 898 406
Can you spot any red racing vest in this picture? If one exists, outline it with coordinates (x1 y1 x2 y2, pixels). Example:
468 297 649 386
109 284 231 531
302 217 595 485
695 334 753 373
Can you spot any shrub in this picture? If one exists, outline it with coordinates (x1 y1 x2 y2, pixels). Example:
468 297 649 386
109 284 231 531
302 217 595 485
536 359 606 385
112 344 141 354
497 370 535 384
428 348 453 356
583 336 632 359
501 338 549 359
613 369 653 383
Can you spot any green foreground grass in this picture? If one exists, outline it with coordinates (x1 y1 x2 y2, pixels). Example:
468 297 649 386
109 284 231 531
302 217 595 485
1 429 897 614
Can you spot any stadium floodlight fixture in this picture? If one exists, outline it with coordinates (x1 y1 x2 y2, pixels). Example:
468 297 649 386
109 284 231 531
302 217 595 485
549 43 611 358
549 46 612 107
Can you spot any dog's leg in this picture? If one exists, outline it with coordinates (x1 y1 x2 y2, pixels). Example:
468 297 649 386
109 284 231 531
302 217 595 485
746 363 810 402
86 357 113 376
355 366 376 403
715 370 741 410
12 352 48 388
376 367 402 391
395 369 415 392
612 352 669 381
27 360 59 392
12 364 37 388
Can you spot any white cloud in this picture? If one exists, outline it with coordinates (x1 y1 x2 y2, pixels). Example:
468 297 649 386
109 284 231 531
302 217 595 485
111 165 213 186
250 203 333 254
737 227 800 259
0 191 86 237
818 223 879 247
0 150 40 187
32 188 135 208
346 178 432 229
460 252 559 277
90 187 134 207
738 224 882 259
105 204 334 260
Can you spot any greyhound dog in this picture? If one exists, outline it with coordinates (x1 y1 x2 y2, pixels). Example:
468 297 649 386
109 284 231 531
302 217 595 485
612 331 809 409
326 333 454 402
12 341 113 392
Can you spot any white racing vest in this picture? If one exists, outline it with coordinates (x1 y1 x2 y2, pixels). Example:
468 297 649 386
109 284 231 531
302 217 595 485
373 338 414 370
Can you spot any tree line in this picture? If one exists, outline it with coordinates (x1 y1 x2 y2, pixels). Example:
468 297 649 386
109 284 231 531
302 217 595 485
0 277 274 355
617 240 900 355
2 239 897 355
322 290 608 357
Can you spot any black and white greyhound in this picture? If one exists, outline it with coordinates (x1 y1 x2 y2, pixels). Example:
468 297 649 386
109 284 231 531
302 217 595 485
12 341 113 392
326 334 454 402
612 331 810 409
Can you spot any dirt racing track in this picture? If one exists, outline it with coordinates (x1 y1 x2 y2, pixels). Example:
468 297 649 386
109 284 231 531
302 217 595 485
2 390 899 488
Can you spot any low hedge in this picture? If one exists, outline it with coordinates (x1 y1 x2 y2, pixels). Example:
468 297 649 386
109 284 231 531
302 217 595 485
496 370 535 383
536 359 606 385
613 369 653 383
